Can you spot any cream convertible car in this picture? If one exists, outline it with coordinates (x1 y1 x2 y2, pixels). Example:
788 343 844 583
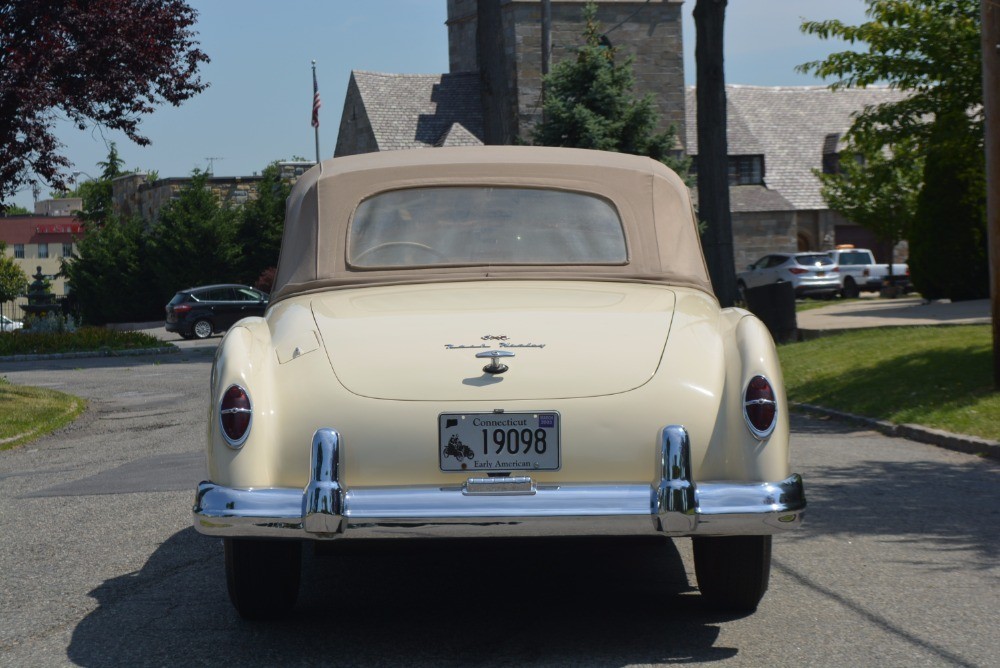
194 147 806 619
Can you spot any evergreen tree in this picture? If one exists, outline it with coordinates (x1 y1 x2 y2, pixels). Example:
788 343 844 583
236 161 290 286
908 110 988 300
532 2 688 177
64 214 158 323
146 169 240 299
61 144 158 324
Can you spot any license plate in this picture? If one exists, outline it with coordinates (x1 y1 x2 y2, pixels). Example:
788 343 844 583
816 271 826 277
439 412 561 472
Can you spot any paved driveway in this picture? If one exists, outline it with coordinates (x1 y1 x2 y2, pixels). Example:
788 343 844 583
0 352 997 666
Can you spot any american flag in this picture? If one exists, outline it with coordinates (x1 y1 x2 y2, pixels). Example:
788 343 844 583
311 67 322 128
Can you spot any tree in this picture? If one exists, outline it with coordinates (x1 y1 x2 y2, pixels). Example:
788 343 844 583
146 170 240 300
799 1 982 154
60 145 159 324
64 213 157 324
1 204 29 216
235 161 291 286
76 143 126 227
799 1 985 300
532 2 689 176
0 0 209 208
818 138 923 279
0 241 28 323
908 110 988 301
693 0 736 307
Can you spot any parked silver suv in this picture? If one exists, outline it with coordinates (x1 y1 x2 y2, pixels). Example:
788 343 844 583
738 253 840 298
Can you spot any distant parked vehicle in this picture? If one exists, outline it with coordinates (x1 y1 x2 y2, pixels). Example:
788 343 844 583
1 315 23 332
165 284 269 340
737 253 841 298
825 246 909 298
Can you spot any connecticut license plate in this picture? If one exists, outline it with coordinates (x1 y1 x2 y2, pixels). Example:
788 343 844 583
439 412 561 472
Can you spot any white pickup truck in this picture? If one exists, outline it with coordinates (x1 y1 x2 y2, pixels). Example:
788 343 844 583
827 247 909 298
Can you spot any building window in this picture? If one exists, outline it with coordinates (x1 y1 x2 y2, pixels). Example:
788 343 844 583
728 155 764 185
13 244 24 259
62 242 73 257
38 243 49 259
688 155 765 186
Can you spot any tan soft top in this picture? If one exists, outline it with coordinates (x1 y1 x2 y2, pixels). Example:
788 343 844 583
272 146 713 302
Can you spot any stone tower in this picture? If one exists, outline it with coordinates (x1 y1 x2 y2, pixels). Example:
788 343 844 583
446 0 686 145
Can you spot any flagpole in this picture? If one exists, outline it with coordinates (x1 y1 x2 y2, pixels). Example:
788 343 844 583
312 60 321 165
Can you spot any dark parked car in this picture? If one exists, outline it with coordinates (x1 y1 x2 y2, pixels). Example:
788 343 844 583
165 284 269 339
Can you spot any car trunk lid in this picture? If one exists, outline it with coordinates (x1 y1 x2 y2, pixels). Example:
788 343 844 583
310 281 676 401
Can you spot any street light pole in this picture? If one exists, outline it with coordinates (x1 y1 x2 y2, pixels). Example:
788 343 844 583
982 0 1000 388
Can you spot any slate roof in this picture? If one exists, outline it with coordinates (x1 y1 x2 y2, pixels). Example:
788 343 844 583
351 70 484 151
685 85 908 210
435 122 483 147
689 185 794 214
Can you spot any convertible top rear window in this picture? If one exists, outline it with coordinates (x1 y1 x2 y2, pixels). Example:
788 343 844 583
348 187 627 268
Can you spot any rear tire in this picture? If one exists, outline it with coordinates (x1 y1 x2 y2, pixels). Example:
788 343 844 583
224 538 301 620
693 535 772 612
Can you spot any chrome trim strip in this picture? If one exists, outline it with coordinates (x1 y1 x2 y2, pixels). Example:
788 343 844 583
193 423 805 540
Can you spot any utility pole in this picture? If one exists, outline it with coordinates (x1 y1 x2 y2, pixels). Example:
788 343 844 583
694 0 736 307
983 0 1000 388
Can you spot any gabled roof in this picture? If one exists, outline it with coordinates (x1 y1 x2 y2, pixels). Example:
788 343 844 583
435 122 483 147
351 70 484 151
685 85 908 210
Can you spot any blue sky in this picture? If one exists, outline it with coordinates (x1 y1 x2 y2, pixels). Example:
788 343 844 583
11 0 870 210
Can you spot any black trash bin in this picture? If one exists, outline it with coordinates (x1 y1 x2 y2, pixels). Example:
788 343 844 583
743 282 797 343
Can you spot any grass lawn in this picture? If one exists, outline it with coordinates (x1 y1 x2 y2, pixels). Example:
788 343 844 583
0 377 86 451
795 297 865 312
778 324 999 441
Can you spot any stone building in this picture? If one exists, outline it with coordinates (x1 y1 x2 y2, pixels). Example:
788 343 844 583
686 85 910 269
110 161 315 225
333 0 910 270
446 0 685 143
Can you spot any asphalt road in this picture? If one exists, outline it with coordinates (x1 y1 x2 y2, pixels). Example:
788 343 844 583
1 351 998 667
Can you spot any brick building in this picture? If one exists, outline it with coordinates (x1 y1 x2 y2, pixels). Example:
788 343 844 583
0 216 81 313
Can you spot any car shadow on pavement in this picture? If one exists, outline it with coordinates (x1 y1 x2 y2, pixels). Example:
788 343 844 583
68 530 746 666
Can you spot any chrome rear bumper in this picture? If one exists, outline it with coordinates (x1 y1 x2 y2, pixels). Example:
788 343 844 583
193 426 805 539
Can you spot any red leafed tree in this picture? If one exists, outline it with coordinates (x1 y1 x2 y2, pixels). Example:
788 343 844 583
0 0 209 206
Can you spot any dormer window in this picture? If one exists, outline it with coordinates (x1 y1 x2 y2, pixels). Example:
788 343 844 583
689 155 765 186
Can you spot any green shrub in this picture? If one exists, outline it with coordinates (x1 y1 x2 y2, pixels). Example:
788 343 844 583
0 328 165 356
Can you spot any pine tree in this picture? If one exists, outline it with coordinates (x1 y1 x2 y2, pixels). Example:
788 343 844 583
532 2 688 177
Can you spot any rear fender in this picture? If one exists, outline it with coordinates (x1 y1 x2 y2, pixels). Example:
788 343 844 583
700 308 790 482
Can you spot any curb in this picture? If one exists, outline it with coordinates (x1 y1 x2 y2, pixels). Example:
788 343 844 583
0 346 178 363
792 402 1000 460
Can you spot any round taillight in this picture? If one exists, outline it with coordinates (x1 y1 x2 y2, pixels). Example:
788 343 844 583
220 384 252 447
743 375 777 439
